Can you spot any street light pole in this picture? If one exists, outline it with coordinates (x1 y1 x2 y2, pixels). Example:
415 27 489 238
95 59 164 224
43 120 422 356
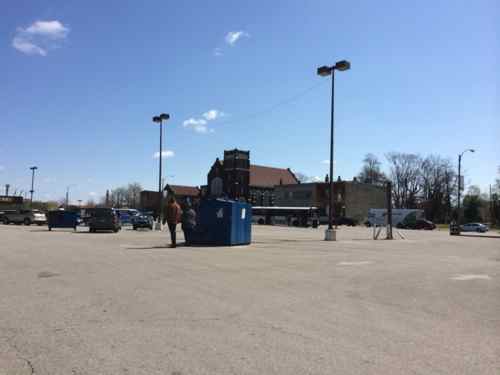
457 148 475 225
153 113 170 229
29 166 38 208
317 60 350 241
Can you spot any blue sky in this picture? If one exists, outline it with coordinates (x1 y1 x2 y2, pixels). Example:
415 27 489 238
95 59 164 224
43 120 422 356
1 0 498 203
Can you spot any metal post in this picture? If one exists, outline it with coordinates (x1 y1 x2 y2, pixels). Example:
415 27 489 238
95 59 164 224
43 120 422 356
386 181 393 239
158 119 163 228
457 154 461 225
29 167 37 208
5 184 10 196
66 187 69 209
328 70 335 231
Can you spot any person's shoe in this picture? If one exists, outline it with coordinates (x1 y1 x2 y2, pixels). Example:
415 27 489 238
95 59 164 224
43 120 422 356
170 244 176 248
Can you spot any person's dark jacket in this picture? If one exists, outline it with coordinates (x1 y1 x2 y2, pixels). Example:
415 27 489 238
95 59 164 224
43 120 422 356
181 208 196 229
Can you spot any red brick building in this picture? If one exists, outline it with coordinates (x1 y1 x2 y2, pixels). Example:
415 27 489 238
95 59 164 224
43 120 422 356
207 149 299 206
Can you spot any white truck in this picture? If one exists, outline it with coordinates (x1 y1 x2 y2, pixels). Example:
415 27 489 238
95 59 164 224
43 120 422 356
367 209 423 227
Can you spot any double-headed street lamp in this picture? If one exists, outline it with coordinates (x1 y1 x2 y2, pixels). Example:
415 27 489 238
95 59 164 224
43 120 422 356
317 60 351 241
457 148 475 225
152 113 170 229
29 166 38 208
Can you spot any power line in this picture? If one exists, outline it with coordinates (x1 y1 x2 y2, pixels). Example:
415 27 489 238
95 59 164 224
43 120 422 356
215 80 327 127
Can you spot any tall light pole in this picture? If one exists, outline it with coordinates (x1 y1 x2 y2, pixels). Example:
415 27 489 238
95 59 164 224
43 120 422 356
152 113 170 229
317 60 351 241
66 185 76 209
29 166 38 208
457 148 475 225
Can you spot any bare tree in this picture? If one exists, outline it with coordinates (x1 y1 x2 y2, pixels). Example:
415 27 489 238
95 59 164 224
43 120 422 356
127 183 143 208
420 155 456 222
386 152 422 209
357 153 387 185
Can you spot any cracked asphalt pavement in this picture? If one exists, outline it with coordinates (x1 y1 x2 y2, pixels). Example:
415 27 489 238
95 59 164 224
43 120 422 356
0 224 499 374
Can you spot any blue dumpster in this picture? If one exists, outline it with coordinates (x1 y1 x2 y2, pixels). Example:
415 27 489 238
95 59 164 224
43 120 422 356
191 199 252 246
47 210 78 231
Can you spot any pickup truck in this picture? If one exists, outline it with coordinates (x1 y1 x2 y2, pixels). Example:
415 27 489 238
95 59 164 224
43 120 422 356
3 209 47 225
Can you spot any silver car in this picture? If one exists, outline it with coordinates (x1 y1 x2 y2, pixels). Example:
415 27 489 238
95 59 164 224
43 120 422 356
3 209 47 225
460 223 488 233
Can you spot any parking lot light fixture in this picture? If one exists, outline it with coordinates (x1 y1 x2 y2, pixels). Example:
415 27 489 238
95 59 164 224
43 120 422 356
317 60 351 241
152 113 170 230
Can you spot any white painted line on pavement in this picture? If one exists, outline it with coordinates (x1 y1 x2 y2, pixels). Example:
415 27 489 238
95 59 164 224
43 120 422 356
451 274 491 281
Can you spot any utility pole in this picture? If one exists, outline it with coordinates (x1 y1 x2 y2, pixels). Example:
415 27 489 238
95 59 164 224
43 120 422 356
4 184 9 196
29 166 38 208
457 149 474 225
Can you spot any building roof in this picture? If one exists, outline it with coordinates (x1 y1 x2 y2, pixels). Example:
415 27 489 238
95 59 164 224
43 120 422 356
165 184 200 197
249 165 299 188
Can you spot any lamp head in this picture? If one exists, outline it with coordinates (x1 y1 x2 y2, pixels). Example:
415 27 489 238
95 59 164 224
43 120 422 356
334 60 351 71
317 66 332 77
152 116 161 123
159 113 170 121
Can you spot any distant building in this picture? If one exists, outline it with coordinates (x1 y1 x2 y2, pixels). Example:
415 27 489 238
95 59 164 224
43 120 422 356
206 149 299 206
0 196 23 210
274 180 386 222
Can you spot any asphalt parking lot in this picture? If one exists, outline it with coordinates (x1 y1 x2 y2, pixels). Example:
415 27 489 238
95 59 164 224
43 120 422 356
0 224 499 375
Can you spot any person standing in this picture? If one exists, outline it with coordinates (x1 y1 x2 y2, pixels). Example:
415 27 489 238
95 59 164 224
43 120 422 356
166 196 182 248
181 201 197 245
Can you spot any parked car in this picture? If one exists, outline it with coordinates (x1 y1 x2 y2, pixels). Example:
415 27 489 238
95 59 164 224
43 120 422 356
88 208 121 233
460 223 488 233
2 209 47 225
131 214 154 230
0 210 17 223
116 209 140 225
397 219 436 230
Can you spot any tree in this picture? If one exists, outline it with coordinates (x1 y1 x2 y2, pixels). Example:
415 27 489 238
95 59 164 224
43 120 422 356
419 155 456 222
463 185 483 222
100 182 144 208
386 152 422 209
357 153 386 185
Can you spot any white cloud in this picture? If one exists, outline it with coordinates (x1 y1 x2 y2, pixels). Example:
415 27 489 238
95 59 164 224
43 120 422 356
12 37 47 56
310 176 322 182
153 150 175 159
225 31 249 46
213 47 223 57
0 165 4 171
89 192 97 196
183 118 207 127
12 20 69 56
183 109 224 134
202 109 224 121
26 20 69 38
